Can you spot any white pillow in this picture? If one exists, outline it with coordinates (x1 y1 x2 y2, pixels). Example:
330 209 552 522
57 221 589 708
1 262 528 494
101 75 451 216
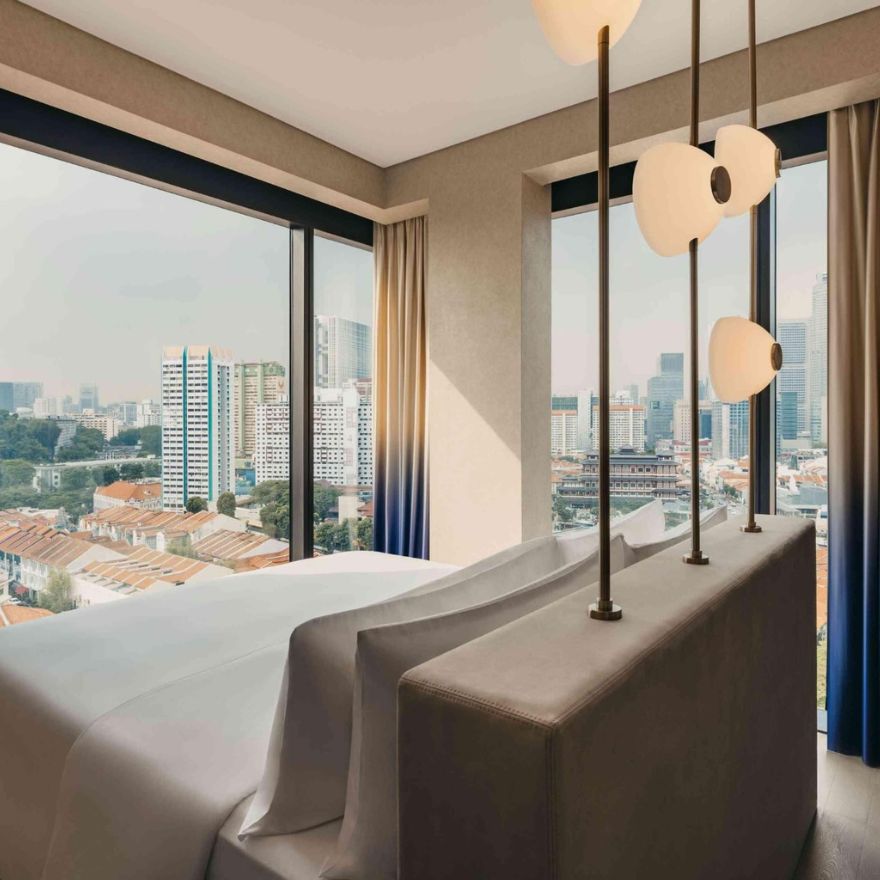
319 536 626 880
240 535 575 837
622 505 728 565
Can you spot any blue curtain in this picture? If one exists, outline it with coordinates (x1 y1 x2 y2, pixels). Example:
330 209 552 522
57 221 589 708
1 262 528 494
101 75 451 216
827 101 880 766
372 217 429 558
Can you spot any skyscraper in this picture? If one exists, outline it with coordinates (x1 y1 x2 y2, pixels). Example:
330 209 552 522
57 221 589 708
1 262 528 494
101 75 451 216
79 383 100 412
161 346 234 510
314 316 371 389
12 382 43 410
254 401 290 484
551 395 579 456
646 353 684 448
0 383 13 412
234 361 286 458
809 273 828 445
777 320 808 436
592 404 646 452
711 400 749 461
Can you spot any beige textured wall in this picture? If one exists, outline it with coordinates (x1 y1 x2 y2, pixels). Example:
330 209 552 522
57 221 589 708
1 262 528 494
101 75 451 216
3 0 880 562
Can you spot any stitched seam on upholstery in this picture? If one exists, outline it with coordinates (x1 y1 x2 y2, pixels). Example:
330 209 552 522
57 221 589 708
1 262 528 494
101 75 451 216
402 678 556 729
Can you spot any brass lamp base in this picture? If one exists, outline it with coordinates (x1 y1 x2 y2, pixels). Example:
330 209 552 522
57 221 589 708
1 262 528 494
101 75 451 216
741 523 762 533
683 551 710 565
590 600 623 621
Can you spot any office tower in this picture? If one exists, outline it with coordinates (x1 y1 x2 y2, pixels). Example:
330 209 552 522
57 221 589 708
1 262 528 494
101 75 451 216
646 353 684 448
161 346 234 510
777 320 808 436
809 273 828 445
0 383 13 412
234 361 286 458
592 404 646 453
778 390 800 449
79 383 100 412
254 401 290 484
12 382 43 410
674 400 716 446
314 315 371 389
32 397 63 418
711 400 750 461
576 389 595 451
107 401 138 424
136 399 161 428
628 384 640 408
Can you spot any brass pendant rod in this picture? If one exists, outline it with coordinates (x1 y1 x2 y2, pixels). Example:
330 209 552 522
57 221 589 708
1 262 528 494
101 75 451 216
590 24 622 620
684 0 709 564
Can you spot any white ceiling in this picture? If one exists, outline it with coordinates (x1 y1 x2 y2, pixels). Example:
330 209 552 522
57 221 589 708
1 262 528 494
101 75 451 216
22 0 879 167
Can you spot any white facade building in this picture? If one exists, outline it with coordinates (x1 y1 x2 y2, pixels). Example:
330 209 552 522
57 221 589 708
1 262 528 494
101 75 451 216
254 401 290 484
161 345 234 510
136 399 161 428
551 408 579 456
76 411 120 440
592 404 646 453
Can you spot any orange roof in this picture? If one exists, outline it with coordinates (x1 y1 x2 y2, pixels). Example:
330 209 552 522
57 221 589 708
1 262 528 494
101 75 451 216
0 604 54 628
192 529 278 560
233 550 290 571
80 545 220 591
95 481 161 503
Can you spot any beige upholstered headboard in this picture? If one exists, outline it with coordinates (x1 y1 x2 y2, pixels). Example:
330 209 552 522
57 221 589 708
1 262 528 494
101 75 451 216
398 516 816 880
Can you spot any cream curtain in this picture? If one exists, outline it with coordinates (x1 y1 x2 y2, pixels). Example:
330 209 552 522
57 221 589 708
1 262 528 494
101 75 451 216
827 100 880 765
372 216 429 558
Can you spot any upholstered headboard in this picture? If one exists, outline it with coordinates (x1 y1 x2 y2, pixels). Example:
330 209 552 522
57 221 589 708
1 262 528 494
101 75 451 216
398 516 816 880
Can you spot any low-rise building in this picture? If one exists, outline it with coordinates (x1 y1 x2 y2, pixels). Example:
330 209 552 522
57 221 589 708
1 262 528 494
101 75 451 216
93 481 163 512
191 529 288 569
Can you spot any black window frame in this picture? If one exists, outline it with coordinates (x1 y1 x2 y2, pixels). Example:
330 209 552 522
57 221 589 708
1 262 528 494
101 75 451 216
0 87 374 560
550 112 827 517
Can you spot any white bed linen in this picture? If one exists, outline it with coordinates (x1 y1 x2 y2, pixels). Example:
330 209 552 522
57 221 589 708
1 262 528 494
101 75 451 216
0 553 455 880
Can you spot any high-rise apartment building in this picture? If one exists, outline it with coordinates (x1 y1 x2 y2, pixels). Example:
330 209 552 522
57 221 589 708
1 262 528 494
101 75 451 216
809 273 828 445
79 383 100 412
673 400 713 445
711 400 750 461
10 382 43 410
33 397 64 419
161 346 234 510
314 316 371 389
234 361 286 458
646 353 684 448
136 399 161 428
0 383 13 412
253 380 373 488
76 411 120 440
551 396 579 456
591 404 646 452
777 320 808 436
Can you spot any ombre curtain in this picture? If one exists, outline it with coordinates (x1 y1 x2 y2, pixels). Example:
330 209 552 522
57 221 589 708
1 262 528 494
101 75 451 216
372 216 429 558
827 100 880 765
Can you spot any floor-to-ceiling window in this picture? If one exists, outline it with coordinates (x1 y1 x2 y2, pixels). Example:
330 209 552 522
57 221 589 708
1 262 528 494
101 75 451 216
312 235 374 554
774 159 829 713
551 202 748 534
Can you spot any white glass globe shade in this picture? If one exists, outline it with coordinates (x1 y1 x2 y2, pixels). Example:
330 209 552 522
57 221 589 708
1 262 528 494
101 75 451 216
715 124 779 217
633 143 725 257
709 316 782 402
531 0 642 65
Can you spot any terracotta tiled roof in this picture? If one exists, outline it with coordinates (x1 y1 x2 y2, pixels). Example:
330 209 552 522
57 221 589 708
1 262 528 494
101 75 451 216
80 545 225 591
95 481 161 503
191 529 286 561
0 604 54 628
233 550 290 571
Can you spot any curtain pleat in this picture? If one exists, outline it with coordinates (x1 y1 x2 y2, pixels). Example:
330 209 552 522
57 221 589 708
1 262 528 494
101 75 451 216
827 101 880 765
372 217 429 558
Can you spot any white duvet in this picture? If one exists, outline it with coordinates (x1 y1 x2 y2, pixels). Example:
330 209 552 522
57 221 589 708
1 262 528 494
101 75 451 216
0 552 455 880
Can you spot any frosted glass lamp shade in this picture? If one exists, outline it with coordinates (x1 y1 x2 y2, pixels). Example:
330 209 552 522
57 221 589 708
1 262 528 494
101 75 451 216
709 316 783 402
715 124 780 217
531 0 642 64
633 143 726 257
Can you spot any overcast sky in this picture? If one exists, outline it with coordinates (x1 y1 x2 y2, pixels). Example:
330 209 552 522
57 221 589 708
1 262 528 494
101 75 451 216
552 159 827 396
0 141 372 402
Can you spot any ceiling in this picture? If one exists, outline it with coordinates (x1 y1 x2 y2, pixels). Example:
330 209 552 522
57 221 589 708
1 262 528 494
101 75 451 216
22 0 878 167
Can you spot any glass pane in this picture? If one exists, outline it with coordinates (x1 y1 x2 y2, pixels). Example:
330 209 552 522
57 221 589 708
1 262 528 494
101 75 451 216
774 160 828 710
551 203 749 534
0 141 289 620
312 236 374 554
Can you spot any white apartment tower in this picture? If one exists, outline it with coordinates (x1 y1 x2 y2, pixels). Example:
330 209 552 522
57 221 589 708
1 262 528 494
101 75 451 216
161 345 234 510
592 404 646 453
314 315 371 389
254 401 290 484
234 361 286 458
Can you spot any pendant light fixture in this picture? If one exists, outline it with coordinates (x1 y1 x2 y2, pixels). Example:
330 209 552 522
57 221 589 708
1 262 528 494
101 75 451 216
708 0 782 534
532 0 642 621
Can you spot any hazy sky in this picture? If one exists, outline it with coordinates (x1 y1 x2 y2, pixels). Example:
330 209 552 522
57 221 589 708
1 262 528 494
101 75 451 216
552 159 827 396
0 141 372 402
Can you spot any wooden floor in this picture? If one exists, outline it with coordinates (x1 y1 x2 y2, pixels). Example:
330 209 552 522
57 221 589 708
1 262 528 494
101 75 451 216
793 735 880 879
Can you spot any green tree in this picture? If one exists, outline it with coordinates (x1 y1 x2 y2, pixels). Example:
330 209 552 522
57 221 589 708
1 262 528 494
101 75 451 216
140 425 161 456
313 482 341 523
185 496 208 514
110 427 141 447
314 522 337 551
553 495 575 524
60 467 94 491
120 462 145 481
56 426 105 462
217 491 236 517
141 460 161 478
0 413 59 462
101 465 120 486
0 459 35 488
355 516 373 551
333 522 352 552
38 569 76 613
252 480 288 505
